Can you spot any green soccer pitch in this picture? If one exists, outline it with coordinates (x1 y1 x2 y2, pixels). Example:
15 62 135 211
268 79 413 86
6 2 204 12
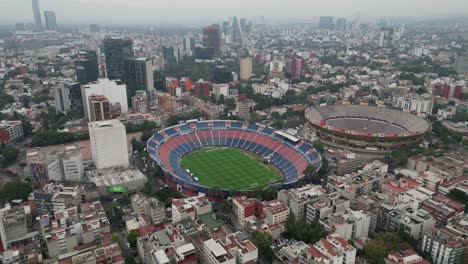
181 147 283 191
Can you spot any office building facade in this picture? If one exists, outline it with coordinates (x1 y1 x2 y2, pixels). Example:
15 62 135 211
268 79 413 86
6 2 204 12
103 37 133 80
43 11 57 31
75 50 99 84
31 0 43 32
124 57 154 104
203 25 221 53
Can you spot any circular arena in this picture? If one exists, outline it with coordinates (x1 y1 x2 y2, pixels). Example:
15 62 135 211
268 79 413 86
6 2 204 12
305 104 431 153
147 120 321 197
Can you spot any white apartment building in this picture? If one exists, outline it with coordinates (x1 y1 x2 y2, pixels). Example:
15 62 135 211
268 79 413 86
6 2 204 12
81 78 128 121
89 119 129 169
212 84 229 100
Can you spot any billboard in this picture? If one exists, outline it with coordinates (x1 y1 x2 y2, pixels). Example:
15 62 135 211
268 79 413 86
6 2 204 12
108 186 128 193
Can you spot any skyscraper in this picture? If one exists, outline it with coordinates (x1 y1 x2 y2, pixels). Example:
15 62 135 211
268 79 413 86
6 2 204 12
124 57 154 105
232 16 244 43
319 16 334 30
90 24 100 33
103 37 133 80
43 11 57 31
183 33 195 57
75 50 99 84
31 0 43 32
335 18 347 31
240 57 253 81
203 25 221 53
163 46 176 62
379 27 394 47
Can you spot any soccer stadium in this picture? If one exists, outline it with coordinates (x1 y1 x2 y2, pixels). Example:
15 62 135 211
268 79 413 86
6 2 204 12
305 104 431 154
147 120 322 197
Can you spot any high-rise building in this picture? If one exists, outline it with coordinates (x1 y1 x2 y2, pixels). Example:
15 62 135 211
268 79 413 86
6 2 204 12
0 121 23 145
31 0 43 32
54 82 82 113
89 24 100 33
203 25 221 53
240 18 247 32
15 23 27 32
240 57 253 81
43 10 57 31
75 50 99 84
319 16 334 30
88 95 111 122
163 46 176 62
335 18 347 31
232 16 244 43
89 119 129 169
124 57 154 104
103 37 133 80
81 78 128 121
238 99 252 120
183 33 195 57
379 27 394 47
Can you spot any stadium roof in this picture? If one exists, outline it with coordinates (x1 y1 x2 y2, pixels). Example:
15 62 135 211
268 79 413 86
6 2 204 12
275 131 300 142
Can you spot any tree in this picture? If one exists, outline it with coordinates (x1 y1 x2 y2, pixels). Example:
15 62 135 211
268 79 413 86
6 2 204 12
252 186 277 201
127 230 140 249
364 239 387 264
0 181 32 203
303 164 321 184
312 141 325 153
250 230 273 261
416 87 427 95
283 213 327 244
0 146 19 167
447 189 468 209
225 98 236 111
0 93 15 109
112 232 122 244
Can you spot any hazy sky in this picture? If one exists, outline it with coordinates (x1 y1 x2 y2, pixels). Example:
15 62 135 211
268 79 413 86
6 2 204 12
0 0 467 25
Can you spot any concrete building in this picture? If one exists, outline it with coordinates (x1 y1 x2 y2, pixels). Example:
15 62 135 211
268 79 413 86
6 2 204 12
306 192 350 222
0 120 23 144
212 84 229 100
421 227 466 264
378 202 436 240
0 203 40 263
327 170 386 201
237 99 252 120
88 95 111 122
27 149 63 189
232 196 263 227
131 194 165 225
393 95 434 115
61 146 84 182
240 57 252 81
379 27 394 47
89 119 128 169
278 184 325 221
54 82 82 113
263 200 290 226
202 239 236 264
40 202 111 258
31 183 97 216
171 196 212 224
86 168 146 196
319 209 371 240
81 79 128 121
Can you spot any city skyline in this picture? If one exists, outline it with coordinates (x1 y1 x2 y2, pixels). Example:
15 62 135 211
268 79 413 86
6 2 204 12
0 0 468 25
